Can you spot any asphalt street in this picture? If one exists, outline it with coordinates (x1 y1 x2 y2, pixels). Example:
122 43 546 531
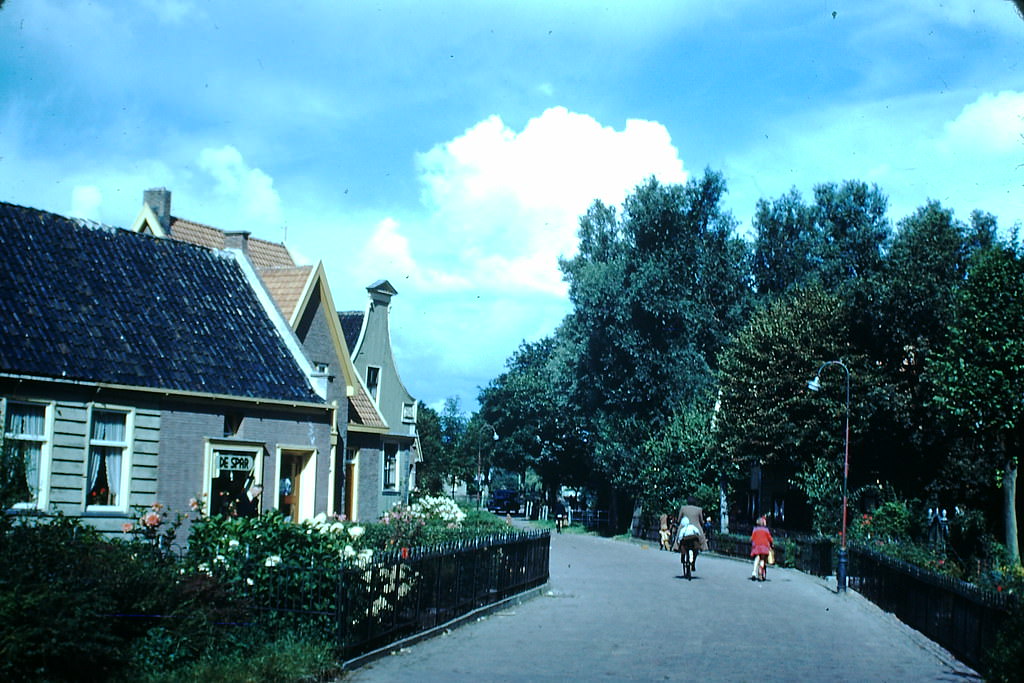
343 527 980 682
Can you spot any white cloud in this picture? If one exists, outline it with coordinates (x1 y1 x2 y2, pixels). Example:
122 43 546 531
197 145 283 233
941 91 1024 154
409 106 687 296
71 185 103 220
723 89 1024 232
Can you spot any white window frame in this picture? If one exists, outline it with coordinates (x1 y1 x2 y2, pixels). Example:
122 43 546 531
84 404 134 513
203 440 265 518
366 365 381 403
2 398 54 511
275 445 318 522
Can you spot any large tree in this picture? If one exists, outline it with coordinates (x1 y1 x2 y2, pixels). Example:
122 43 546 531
927 243 1024 563
478 333 589 504
557 171 752 503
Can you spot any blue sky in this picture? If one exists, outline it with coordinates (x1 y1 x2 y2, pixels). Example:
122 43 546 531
1 1 1022 413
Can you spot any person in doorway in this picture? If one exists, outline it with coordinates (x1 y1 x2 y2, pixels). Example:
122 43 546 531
673 496 708 568
750 516 774 581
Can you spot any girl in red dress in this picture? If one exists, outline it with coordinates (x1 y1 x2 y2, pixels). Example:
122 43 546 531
750 516 773 581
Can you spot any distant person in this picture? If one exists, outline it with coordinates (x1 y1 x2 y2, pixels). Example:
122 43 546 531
673 497 708 568
659 514 671 551
750 516 774 581
553 499 568 533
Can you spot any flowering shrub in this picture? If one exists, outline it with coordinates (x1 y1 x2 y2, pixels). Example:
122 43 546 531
410 495 467 525
123 496 205 557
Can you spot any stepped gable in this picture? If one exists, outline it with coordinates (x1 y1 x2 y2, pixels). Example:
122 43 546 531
0 201 320 403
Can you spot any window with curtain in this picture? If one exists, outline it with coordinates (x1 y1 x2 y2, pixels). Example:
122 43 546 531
3 401 47 505
87 409 128 507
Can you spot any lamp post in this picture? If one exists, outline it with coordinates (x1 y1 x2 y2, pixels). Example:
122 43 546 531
807 360 851 593
477 423 498 509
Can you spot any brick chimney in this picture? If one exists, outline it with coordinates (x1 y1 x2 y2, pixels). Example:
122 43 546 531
143 188 171 233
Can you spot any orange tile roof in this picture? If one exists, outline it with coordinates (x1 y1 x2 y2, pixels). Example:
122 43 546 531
349 385 388 429
258 266 312 320
168 217 295 268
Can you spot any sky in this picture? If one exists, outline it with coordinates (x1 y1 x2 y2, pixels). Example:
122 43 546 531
1 1 1022 414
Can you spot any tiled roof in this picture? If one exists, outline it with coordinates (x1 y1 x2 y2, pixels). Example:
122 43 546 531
168 217 295 269
338 311 364 353
0 202 321 404
349 388 388 430
259 266 313 320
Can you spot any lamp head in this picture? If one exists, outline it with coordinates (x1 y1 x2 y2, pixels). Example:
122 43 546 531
807 376 821 392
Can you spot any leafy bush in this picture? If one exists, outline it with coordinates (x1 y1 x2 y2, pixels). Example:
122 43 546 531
984 601 1024 683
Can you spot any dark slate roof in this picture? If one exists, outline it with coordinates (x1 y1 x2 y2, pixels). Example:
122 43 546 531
337 311 364 353
0 202 322 404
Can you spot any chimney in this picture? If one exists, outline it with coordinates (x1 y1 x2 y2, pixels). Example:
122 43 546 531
143 188 171 233
225 231 252 256
366 279 398 307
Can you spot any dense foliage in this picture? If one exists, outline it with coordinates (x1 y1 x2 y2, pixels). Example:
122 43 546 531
474 170 1022 571
0 496 513 681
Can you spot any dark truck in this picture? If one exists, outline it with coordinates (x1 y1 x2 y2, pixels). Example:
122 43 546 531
487 489 521 515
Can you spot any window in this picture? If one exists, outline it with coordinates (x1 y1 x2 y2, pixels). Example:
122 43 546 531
3 400 50 507
402 402 416 424
366 366 380 403
206 442 263 518
86 408 131 508
382 444 398 490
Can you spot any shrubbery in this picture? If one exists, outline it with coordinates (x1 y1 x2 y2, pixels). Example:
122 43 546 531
0 495 514 681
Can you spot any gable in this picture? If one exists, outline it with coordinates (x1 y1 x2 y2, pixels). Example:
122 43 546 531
0 202 321 404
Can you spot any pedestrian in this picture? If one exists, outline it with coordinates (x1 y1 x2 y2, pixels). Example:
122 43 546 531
750 515 774 581
673 496 708 568
658 514 671 551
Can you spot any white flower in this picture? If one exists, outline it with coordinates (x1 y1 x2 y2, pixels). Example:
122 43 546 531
197 562 210 574
343 545 357 558
348 525 365 539
228 539 240 548
214 554 226 564
265 554 282 567
313 512 328 525
330 523 345 534
246 577 254 586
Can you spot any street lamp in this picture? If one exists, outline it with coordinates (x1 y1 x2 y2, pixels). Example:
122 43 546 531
477 423 498 509
807 360 851 593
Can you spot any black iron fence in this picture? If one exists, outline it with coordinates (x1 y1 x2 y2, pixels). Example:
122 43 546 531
707 533 833 576
250 530 550 659
848 545 1015 670
571 508 610 534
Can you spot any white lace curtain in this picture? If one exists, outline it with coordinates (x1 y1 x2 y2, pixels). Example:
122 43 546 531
87 411 125 505
6 403 44 501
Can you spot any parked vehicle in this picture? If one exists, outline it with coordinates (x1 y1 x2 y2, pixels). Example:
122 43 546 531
487 489 522 515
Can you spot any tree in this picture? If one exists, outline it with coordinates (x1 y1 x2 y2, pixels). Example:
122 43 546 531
415 397 471 497
927 243 1024 563
715 285 882 533
751 188 821 297
854 201 969 496
557 171 752 504
813 180 891 296
413 404 445 494
479 332 589 504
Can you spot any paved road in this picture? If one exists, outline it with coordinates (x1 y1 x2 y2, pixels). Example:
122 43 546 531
343 529 980 682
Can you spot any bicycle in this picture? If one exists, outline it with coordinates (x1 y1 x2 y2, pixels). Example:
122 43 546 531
680 536 700 580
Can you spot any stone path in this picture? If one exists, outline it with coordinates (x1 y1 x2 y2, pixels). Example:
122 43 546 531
343 528 980 682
